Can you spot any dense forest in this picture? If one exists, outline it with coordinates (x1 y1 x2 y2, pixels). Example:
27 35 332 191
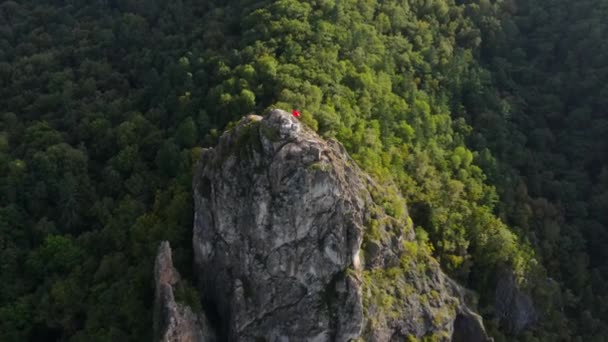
0 0 606 341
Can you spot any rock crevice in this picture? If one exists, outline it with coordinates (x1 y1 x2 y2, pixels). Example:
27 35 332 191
154 241 217 342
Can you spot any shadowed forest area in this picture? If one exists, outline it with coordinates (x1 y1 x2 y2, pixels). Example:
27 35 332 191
0 0 606 341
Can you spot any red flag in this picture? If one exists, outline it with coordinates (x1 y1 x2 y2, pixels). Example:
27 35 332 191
292 109 300 118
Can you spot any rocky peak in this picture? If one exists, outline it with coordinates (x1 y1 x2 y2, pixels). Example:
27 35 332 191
189 109 491 341
154 241 216 342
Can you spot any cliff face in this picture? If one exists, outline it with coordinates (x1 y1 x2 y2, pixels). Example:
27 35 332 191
186 109 491 341
494 269 537 335
154 241 216 342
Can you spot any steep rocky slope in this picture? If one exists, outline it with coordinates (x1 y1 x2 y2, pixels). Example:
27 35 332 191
154 241 217 342
157 109 491 341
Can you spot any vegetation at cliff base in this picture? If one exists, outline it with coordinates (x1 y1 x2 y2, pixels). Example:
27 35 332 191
0 0 606 341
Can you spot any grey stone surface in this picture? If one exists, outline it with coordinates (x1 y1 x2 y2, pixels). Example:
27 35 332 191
154 241 216 342
191 109 491 342
495 268 537 334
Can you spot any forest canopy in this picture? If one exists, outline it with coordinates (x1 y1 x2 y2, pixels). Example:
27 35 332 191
0 0 606 341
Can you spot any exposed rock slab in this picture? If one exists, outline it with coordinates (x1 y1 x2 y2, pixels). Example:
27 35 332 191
494 268 537 334
154 241 216 342
192 109 492 342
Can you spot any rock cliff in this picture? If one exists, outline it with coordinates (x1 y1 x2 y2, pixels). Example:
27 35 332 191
154 241 217 342
494 269 537 334
184 109 491 341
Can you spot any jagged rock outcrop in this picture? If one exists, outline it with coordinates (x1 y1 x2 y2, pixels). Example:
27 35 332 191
494 268 537 334
154 241 217 342
192 109 491 341
452 301 492 342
